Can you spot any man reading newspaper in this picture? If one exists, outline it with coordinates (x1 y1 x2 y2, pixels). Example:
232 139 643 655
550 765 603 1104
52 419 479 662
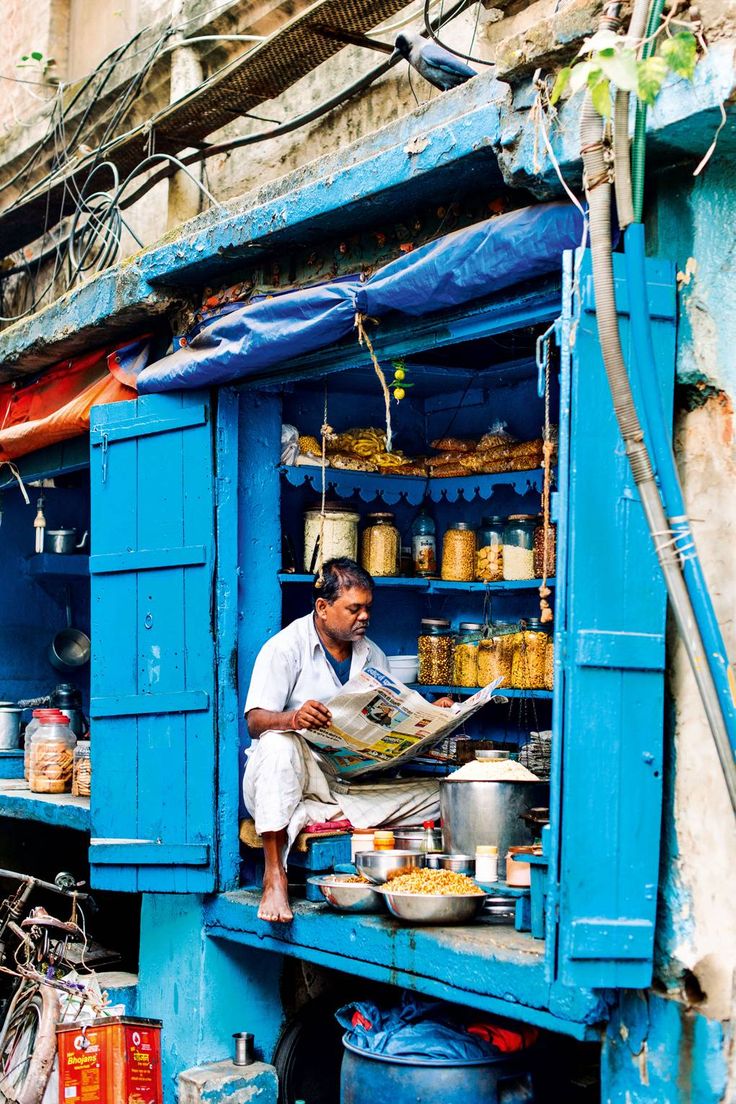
244 558 498 922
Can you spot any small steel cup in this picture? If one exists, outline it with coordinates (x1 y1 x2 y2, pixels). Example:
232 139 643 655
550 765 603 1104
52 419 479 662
233 1032 254 1066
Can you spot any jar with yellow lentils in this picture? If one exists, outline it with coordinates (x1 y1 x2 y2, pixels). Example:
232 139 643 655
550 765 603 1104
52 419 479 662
510 619 551 690
477 621 517 688
453 622 484 687
441 522 476 582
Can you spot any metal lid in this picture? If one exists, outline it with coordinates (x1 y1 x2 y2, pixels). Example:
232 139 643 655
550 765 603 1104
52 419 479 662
450 522 473 530
458 622 484 631
365 512 395 521
507 513 536 521
420 618 450 628
480 516 505 525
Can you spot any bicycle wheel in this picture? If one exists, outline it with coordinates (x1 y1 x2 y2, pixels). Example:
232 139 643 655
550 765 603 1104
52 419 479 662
0 981 60 1104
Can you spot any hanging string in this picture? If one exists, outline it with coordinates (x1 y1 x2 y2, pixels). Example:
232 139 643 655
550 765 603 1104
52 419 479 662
0 461 31 505
314 384 333 590
539 336 554 624
355 312 393 453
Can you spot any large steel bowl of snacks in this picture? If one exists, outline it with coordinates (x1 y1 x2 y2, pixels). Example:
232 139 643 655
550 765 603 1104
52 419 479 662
376 889 486 925
308 875 384 914
356 850 427 884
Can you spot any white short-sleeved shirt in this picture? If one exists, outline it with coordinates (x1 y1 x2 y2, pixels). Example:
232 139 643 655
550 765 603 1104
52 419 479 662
244 613 389 721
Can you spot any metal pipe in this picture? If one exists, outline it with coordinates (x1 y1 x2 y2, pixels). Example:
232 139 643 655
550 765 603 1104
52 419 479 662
580 84 736 813
612 0 651 227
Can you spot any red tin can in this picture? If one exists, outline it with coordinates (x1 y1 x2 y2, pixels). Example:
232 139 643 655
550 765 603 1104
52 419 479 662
57 1015 163 1104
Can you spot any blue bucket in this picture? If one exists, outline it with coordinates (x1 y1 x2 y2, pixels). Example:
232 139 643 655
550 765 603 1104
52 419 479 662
340 1036 534 1104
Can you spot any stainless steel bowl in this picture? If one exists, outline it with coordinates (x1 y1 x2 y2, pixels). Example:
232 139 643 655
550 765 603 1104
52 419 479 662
376 889 486 925
356 850 427 884
474 749 510 761
393 829 443 852
308 875 383 914
426 853 475 875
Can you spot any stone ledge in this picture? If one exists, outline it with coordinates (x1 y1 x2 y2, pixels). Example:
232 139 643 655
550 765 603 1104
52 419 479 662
179 1060 279 1104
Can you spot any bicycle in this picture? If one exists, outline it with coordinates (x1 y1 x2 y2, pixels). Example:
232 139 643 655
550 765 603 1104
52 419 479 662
0 869 89 1104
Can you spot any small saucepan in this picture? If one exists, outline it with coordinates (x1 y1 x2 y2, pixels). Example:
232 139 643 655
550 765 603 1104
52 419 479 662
48 591 90 671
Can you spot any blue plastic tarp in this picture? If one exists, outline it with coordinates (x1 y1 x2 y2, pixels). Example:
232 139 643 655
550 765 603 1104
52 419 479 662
136 202 584 394
335 996 495 1061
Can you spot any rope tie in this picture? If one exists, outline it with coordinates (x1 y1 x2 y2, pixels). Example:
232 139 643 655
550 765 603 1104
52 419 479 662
539 336 554 624
355 312 393 453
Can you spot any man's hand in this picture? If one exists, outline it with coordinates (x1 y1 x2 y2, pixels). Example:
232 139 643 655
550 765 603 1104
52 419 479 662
292 699 332 730
434 696 454 709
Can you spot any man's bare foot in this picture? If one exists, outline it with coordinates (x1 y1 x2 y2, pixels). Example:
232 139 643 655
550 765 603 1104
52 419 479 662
258 869 293 922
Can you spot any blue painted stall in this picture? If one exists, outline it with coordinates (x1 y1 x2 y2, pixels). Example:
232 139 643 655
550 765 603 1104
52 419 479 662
0 233 677 1102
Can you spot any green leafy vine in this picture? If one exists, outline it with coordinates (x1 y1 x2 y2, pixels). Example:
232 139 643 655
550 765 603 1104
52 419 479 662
551 28 697 116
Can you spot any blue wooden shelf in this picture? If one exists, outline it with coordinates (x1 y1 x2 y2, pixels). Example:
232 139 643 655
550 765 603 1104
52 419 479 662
281 464 546 505
27 554 89 578
206 891 604 1040
279 574 555 593
411 684 553 700
0 781 90 831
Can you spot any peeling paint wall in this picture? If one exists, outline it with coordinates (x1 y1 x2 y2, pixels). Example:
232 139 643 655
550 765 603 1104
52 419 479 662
647 157 736 1032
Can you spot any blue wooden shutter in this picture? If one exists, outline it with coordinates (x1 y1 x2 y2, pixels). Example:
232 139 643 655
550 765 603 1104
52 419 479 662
88 392 216 893
556 252 676 988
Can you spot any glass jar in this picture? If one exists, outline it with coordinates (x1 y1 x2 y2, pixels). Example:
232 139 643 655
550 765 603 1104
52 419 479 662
361 512 400 577
373 830 395 851
533 519 557 578
29 714 76 794
453 622 484 687
503 515 537 581
544 635 555 691
476 516 504 582
441 522 476 582
477 622 518 687
418 618 454 685
72 741 91 797
411 510 437 577
303 503 360 573
24 709 65 781
511 619 551 690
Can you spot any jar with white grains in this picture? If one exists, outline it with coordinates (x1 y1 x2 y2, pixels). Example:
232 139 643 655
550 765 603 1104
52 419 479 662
303 504 360 572
503 515 537 581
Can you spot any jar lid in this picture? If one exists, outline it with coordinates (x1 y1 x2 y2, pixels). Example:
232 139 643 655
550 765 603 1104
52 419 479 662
525 618 547 629
420 618 450 628
458 622 484 631
507 514 536 521
305 503 359 518
366 512 395 520
422 819 436 829
480 516 505 525
451 522 473 530
476 845 498 855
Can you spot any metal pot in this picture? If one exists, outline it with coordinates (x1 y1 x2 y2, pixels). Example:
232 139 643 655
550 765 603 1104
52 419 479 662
45 529 88 555
440 779 549 861
0 706 22 750
48 592 90 671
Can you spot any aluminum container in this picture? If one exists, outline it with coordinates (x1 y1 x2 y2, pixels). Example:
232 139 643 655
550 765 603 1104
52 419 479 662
440 779 549 861
426 853 475 875
356 850 426 885
0 706 22 750
392 828 443 852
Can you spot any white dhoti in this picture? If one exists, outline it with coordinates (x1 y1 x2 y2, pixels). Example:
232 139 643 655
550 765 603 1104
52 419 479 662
243 730 440 858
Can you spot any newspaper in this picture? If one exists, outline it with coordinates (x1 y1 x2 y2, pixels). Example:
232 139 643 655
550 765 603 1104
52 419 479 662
299 666 504 777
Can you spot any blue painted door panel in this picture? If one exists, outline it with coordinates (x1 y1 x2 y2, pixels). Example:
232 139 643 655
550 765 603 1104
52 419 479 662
556 251 675 988
88 391 217 893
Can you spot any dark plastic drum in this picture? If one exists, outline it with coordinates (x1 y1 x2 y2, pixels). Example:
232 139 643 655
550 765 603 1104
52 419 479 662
340 1037 534 1104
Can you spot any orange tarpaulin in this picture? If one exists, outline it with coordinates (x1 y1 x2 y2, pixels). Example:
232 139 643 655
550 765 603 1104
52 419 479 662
0 340 148 462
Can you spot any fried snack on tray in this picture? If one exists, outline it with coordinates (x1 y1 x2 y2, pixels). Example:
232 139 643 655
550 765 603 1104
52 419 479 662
298 434 322 456
330 454 379 471
430 437 477 453
326 427 387 457
381 869 483 895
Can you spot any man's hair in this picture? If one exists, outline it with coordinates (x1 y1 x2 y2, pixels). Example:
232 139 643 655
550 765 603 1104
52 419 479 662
313 558 374 605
